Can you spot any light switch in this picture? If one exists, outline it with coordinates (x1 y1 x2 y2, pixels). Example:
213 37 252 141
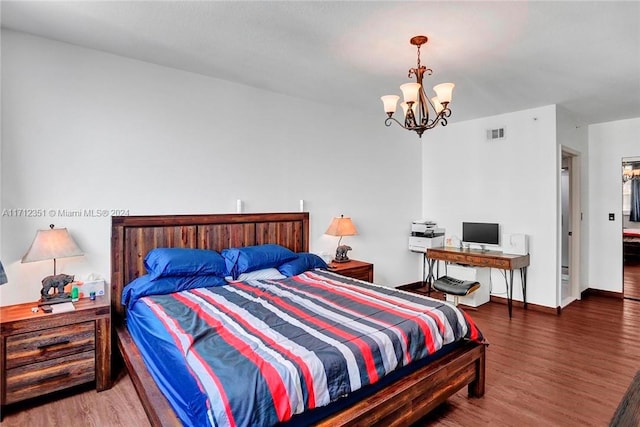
609 213 615 221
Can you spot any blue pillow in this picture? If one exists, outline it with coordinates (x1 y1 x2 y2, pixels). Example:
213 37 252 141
221 244 297 279
144 248 226 280
122 274 227 309
278 253 328 277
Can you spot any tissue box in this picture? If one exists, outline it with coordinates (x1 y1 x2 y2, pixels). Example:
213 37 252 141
71 279 105 299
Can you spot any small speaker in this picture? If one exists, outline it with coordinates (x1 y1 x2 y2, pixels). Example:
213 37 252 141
502 233 528 255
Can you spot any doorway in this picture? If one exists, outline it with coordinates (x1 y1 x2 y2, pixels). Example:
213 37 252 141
622 157 640 301
560 148 581 307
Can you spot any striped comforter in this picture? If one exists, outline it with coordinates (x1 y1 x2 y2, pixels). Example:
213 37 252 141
136 270 484 427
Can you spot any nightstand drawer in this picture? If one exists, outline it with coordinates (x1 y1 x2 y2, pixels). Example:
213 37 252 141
5 321 95 369
329 260 374 282
5 350 96 404
341 266 373 282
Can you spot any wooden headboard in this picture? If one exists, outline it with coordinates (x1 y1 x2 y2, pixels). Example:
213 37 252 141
111 212 309 321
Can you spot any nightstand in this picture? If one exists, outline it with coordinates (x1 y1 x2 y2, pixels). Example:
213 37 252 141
0 296 111 410
328 259 374 282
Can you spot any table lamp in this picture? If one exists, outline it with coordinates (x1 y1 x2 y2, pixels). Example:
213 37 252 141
22 224 83 303
0 260 7 285
325 215 357 263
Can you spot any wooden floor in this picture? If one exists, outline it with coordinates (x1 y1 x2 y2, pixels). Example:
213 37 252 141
2 296 639 426
624 261 640 300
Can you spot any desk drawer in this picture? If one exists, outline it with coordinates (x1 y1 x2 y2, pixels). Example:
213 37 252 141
444 254 471 264
5 350 95 404
5 321 95 369
466 256 511 269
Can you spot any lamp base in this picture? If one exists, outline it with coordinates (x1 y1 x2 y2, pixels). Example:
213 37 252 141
38 294 72 306
39 273 75 305
334 245 353 263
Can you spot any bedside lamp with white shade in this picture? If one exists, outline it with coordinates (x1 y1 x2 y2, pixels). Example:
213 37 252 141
0 261 7 285
22 224 83 303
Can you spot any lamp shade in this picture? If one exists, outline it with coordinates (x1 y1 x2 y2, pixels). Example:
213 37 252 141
400 82 421 104
0 261 7 285
22 225 83 264
325 215 357 237
433 82 455 104
380 95 400 114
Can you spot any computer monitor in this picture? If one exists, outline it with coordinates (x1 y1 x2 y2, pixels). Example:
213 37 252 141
462 222 500 250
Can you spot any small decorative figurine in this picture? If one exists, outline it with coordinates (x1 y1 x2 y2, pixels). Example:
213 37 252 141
40 273 75 304
334 245 352 263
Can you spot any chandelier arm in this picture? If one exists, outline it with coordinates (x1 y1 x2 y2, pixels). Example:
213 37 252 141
385 116 431 133
385 116 405 128
385 116 414 130
418 86 430 126
425 109 451 129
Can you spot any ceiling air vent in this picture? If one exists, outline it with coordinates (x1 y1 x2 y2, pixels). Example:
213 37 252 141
486 127 506 140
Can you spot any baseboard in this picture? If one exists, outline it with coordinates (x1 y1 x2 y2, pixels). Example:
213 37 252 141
581 288 624 299
396 281 424 291
490 295 560 315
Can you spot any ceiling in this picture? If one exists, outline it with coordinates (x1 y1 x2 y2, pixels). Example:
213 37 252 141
2 1 639 126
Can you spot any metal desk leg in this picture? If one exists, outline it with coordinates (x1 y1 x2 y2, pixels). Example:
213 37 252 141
505 269 514 318
425 256 437 295
520 267 528 309
421 254 428 295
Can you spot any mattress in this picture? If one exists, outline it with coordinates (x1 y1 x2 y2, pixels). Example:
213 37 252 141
125 270 484 427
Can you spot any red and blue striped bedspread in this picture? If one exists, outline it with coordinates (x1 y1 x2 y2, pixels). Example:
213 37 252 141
130 270 485 427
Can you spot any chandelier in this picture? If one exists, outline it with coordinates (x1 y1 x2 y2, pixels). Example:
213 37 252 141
381 35 455 138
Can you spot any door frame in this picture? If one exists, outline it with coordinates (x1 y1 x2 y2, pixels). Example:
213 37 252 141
560 147 581 307
622 156 640 299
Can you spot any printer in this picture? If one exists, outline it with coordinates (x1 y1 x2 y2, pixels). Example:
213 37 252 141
411 220 437 234
409 220 445 252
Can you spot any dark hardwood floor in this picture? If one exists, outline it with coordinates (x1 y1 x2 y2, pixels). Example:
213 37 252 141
2 296 639 426
624 261 640 300
416 295 640 426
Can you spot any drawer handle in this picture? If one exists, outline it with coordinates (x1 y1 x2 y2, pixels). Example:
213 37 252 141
37 340 71 350
39 372 70 384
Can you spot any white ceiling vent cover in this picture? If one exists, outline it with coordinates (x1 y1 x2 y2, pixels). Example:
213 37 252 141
486 127 506 140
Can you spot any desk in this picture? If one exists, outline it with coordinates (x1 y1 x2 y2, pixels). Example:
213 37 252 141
425 247 530 318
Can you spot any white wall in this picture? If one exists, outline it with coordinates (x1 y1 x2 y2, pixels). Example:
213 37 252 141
588 117 640 291
0 30 423 305
423 105 559 308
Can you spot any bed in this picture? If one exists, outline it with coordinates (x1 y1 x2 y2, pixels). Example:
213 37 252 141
624 228 640 263
111 212 486 426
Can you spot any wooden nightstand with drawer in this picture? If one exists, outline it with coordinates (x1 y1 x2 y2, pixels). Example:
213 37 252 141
0 296 111 411
328 259 374 282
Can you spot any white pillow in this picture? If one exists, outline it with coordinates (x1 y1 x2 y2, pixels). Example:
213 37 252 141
225 268 286 283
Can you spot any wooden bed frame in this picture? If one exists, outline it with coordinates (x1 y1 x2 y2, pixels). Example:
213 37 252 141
111 212 485 427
